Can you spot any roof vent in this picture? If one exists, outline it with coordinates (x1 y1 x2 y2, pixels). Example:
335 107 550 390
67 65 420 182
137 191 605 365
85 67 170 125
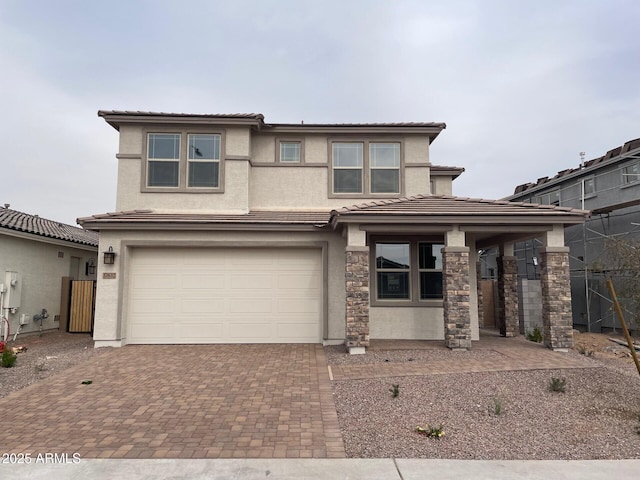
3 204 9 209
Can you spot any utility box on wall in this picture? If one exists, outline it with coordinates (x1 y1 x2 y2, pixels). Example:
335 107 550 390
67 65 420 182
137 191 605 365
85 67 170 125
4 271 21 309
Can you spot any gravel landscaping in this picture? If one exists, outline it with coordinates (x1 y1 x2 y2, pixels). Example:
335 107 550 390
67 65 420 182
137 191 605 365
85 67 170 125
0 331 103 398
329 343 640 460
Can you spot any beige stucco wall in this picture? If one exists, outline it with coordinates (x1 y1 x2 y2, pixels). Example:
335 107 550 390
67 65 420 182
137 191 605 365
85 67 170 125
431 176 453 196
370 306 444 339
404 136 430 164
93 229 346 346
1 232 97 336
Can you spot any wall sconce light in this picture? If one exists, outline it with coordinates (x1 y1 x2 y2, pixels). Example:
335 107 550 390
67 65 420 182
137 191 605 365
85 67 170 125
86 259 97 276
103 246 116 265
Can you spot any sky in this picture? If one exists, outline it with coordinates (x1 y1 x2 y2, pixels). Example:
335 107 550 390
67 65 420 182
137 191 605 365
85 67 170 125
1 0 639 226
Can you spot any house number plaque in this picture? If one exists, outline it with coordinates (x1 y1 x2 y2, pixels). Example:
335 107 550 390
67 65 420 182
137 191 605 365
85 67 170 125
103 272 117 279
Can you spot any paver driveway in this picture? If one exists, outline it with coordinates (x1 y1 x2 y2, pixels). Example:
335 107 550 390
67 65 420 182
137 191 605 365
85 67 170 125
0 344 345 459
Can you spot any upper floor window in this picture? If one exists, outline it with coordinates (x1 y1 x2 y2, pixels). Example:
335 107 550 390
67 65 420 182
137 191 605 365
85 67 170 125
540 190 560 206
583 177 595 196
188 134 220 187
279 141 302 163
148 134 180 187
622 163 640 185
146 132 222 190
332 141 401 195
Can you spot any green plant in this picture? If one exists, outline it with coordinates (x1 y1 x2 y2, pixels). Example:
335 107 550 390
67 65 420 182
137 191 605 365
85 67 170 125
549 376 567 393
415 424 445 438
490 396 503 415
1 348 17 368
389 384 400 398
526 327 543 343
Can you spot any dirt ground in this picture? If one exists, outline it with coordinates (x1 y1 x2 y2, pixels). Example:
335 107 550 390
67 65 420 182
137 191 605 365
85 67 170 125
573 330 640 368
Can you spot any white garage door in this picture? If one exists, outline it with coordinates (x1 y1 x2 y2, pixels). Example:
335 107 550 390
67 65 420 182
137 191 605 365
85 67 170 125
127 247 323 344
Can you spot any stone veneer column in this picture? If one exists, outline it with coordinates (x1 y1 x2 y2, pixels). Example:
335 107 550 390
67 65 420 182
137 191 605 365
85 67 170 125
540 247 574 350
345 247 370 352
497 256 519 337
443 247 471 350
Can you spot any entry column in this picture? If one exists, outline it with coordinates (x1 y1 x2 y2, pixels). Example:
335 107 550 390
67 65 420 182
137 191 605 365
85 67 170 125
443 227 471 350
497 243 519 337
345 224 369 354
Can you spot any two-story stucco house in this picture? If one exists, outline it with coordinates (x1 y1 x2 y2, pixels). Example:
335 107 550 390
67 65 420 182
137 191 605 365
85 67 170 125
79 111 588 352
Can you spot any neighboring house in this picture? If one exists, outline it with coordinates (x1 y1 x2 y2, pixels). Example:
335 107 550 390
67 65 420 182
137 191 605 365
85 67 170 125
502 137 640 333
78 111 588 352
0 206 98 337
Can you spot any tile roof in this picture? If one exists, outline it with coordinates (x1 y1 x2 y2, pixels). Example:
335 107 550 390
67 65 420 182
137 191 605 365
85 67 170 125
512 136 640 195
98 111 265 120
0 207 99 247
268 121 446 128
77 210 331 228
331 194 589 221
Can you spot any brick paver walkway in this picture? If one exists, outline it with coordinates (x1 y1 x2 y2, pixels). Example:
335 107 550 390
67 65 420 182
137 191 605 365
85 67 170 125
330 333 599 381
0 344 345 459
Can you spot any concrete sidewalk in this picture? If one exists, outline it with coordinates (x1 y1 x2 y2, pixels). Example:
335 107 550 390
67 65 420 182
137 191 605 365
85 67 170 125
4 459 640 479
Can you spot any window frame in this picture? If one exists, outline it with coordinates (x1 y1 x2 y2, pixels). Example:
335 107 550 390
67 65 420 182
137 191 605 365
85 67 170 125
329 138 404 197
582 176 596 197
540 189 560 206
371 236 444 307
141 129 226 193
622 162 640 186
276 138 304 164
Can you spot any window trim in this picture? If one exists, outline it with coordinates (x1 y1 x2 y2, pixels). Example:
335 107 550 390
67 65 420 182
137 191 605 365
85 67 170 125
141 128 226 193
622 162 640 186
328 137 404 198
370 236 444 307
276 137 305 164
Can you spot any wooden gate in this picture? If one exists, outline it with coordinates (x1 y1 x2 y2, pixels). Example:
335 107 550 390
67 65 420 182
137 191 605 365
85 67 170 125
480 279 497 328
69 280 95 333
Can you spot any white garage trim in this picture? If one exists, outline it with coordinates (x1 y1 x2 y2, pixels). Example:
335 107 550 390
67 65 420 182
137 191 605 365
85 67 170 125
125 246 325 344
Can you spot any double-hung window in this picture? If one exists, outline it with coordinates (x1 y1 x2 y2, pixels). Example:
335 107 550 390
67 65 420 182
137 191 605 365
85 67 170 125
333 143 363 193
622 163 640 185
370 143 400 193
146 132 222 190
147 134 180 187
332 141 401 195
188 134 220 187
373 240 444 303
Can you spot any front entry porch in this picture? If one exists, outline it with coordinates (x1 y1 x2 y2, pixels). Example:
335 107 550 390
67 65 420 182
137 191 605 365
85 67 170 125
330 195 588 354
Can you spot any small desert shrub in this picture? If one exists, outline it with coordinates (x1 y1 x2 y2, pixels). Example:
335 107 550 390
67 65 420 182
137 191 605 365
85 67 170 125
1 348 17 368
549 376 567 393
389 384 400 398
526 327 543 343
416 424 445 438
576 344 594 357
490 397 504 415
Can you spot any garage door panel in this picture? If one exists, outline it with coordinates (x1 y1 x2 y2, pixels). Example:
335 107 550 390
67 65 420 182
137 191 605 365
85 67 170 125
231 273 273 289
131 298 175 314
277 298 320 313
133 273 179 290
276 322 319 339
180 298 226 314
228 322 272 339
130 323 175 340
182 274 227 290
229 298 273 313
277 273 321 289
127 247 322 344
